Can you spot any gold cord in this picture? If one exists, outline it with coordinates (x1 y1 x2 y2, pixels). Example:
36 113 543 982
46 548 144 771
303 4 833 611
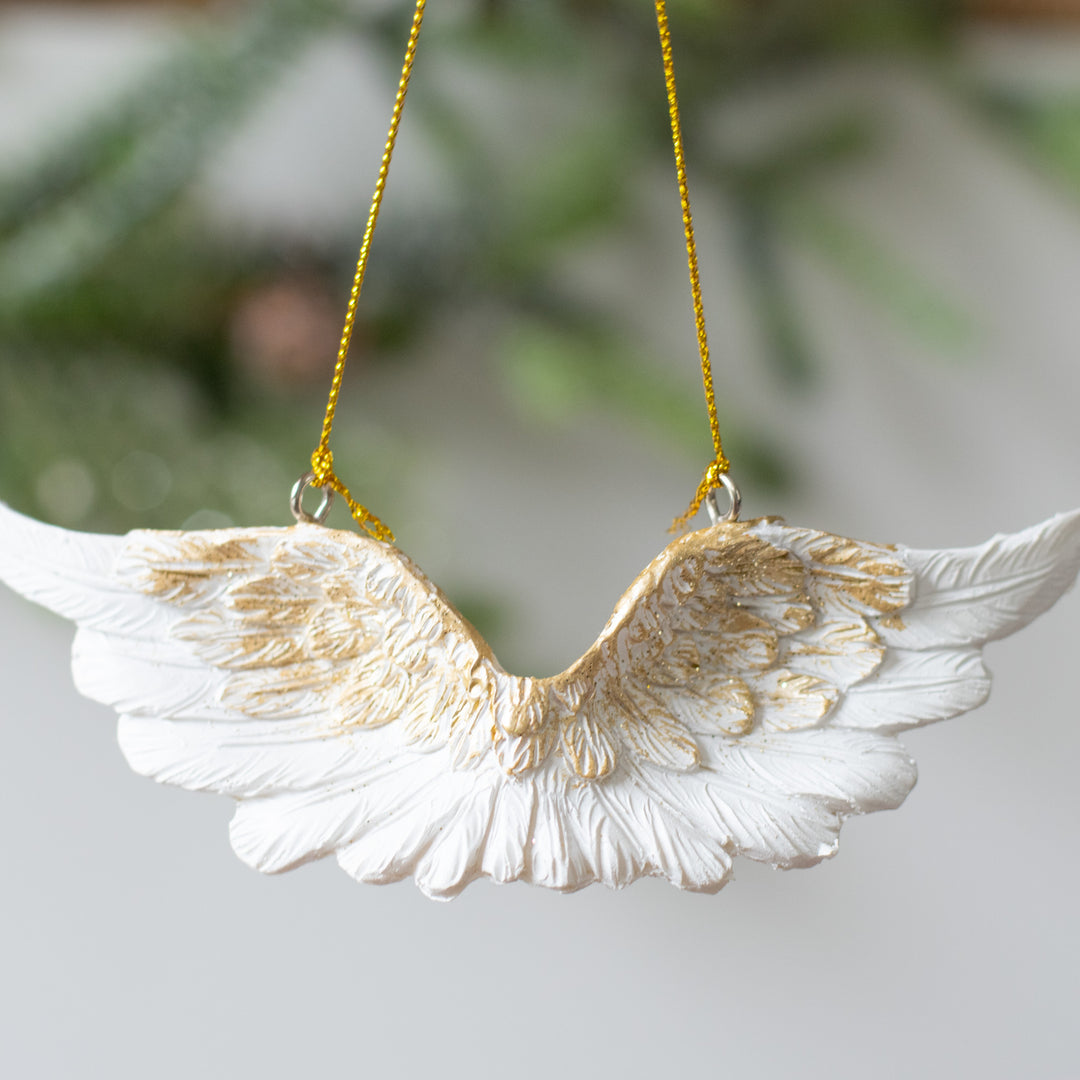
655 0 731 532
309 0 428 543
311 0 724 539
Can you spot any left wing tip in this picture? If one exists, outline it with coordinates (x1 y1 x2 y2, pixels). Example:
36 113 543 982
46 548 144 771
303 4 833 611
0 500 125 618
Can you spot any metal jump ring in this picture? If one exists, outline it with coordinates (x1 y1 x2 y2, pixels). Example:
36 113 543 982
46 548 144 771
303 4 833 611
290 472 334 526
705 472 741 525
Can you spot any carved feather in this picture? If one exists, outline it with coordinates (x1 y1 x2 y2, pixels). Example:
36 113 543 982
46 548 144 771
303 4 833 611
1 501 1077 899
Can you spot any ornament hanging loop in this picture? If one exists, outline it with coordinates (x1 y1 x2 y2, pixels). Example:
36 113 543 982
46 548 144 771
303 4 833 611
305 0 425 544
291 472 335 526
705 472 741 525
656 0 737 531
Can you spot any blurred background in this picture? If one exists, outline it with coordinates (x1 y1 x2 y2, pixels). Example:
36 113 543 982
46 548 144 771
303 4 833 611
1 1 1079 1077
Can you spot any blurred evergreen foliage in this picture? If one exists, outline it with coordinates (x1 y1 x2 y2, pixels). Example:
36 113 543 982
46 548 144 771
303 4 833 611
1 0 1061 553
983 88 1080 200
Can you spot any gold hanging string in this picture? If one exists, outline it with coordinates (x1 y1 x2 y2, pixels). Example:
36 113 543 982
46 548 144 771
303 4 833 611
311 0 722 538
654 0 731 532
308 0 428 543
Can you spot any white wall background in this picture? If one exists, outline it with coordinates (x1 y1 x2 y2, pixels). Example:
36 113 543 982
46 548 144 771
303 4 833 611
0 8 1078 1079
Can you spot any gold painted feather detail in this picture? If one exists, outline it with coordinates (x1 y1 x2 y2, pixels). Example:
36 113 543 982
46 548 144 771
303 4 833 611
0 501 1078 898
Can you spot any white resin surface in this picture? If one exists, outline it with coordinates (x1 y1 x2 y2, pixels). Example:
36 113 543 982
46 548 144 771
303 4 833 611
1 502 1076 899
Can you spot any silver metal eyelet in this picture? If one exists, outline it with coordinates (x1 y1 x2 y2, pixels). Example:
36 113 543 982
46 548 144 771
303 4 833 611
705 472 741 525
290 472 334 526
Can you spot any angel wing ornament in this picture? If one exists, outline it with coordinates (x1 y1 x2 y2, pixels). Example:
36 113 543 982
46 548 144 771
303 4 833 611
1 500 1077 898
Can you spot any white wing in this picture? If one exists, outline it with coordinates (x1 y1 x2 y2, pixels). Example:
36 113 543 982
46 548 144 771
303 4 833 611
485 511 1080 892
0 505 510 898
0 501 1077 899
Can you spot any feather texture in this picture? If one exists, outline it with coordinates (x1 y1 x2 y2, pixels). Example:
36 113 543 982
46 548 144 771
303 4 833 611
1 500 1077 898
